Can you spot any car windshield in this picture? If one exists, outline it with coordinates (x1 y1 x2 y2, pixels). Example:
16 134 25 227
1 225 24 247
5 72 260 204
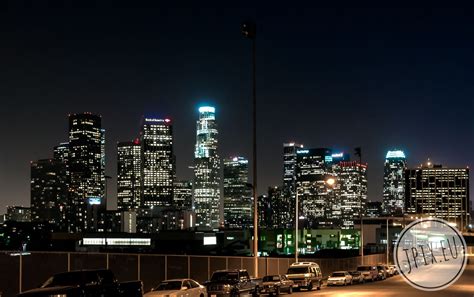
331 272 346 277
211 272 239 282
349 271 360 275
154 281 182 291
357 266 371 271
287 267 308 274
263 276 280 282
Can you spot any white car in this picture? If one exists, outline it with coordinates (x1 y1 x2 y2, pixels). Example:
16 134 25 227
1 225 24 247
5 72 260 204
145 279 207 297
327 271 353 286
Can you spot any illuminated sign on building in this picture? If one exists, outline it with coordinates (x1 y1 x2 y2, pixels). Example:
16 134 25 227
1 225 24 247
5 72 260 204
297 149 309 154
386 150 406 159
198 106 216 113
88 197 102 205
203 236 217 245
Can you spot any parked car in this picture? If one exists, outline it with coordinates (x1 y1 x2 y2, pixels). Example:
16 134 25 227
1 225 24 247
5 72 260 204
17 269 143 297
376 265 388 280
348 271 364 284
388 265 398 275
145 279 207 297
327 271 353 286
205 269 259 297
356 265 378 282
286 262 322 291
260 275 293 295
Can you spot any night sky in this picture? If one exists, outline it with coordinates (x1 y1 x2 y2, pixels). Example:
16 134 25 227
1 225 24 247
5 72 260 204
1 2 473 211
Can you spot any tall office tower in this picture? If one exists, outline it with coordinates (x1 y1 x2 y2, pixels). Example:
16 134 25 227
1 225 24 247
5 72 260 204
30 159 68 230
193 106 221 229
53 142 69 165
258 193 272 228
140 117 174 207
366 201 382 218
282 143 304 228
406 162 470 229
268 185 284 228
68 113 105 232
173 180 193 210
382 150 407 216
223 156 252 229
117 140 142 211
337 161 368 229
295 148 333 228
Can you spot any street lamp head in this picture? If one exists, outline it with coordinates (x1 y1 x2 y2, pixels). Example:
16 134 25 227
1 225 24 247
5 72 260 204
325 177 336 187
241 21 256 39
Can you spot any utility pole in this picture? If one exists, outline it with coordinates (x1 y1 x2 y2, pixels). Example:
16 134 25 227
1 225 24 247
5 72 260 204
242 21 258 277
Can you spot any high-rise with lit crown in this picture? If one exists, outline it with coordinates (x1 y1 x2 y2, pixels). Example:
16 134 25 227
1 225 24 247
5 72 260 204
383 150 406 216
68 113 105 232
193 106 221 229
223 156 252 229
140 117 174 207
117 140 142 210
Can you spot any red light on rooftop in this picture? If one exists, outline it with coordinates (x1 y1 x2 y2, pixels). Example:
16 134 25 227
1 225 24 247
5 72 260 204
165 118 171 123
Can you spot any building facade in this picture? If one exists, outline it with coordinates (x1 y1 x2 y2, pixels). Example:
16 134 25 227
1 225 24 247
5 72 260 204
30 159 68 229
405 163 470 229
366 201 382 218
193 106 221 229
117 140 142 210
336 161 368 228
382 150 406 216
281 143 304 228
5 206 31 222
140 117 174 207
68 113 105 232
173 180 193 210
223 157 252 229
295 148 333 228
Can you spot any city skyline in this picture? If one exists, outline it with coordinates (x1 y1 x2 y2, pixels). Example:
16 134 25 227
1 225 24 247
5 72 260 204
1 106 472 212
2 3 474 211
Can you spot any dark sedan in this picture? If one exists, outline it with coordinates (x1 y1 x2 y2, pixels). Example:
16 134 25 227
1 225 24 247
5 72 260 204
260 275 293 296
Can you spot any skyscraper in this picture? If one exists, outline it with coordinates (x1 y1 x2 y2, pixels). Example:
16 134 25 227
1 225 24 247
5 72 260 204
337 161 367 229
173 180 193 210
295 148 333 228
30 159 68 229
53 142 69 166
193 106 221 229
68 113 105 232
382 150 406 216
223 156 252 229
405 162 470 229
140 117 174 207
117 140 142 211
281 142 304 228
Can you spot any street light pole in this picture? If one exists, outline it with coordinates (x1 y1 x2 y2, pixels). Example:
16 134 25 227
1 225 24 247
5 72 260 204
386 218 389 264
242 21 258 278
295 190 299 263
